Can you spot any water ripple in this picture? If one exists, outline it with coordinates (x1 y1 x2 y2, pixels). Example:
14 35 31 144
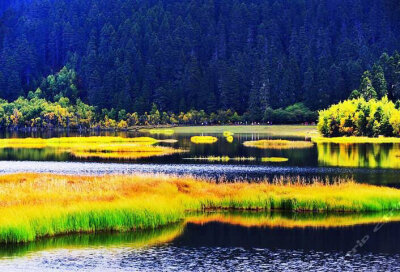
0 246 398 272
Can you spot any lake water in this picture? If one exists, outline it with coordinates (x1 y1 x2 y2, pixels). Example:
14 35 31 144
1 128 400 271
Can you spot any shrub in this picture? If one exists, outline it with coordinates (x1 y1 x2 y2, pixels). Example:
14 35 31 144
318 97 399 137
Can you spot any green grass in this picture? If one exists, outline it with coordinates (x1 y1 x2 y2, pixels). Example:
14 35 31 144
173 125 318 137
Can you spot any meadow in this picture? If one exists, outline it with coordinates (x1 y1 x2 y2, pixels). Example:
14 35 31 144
2 173 400 243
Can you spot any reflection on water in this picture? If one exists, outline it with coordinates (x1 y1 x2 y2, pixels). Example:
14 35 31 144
318 143 400 168
1 211 400 271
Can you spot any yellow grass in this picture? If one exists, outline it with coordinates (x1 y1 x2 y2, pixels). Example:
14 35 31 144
243 139 314 149
0 137 184 160
190 136 218 144
312 136 400 144
1 173 400 242
261 157 289 162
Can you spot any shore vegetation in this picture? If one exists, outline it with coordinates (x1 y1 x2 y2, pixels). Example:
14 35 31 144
1 173 400 243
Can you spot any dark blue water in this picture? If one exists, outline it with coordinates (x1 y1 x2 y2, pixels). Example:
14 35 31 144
1 219 400 271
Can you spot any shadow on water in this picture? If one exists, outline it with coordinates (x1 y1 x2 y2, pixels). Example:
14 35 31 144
2 211 400 259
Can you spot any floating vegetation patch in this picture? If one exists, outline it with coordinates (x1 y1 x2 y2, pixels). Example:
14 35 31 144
261 157 289 162
243 139 314 149
225 136 234 143
1 173 400 243
183 156 256 162
0 137 184 160
190 136 218 144
147 128 175 136
223 131 234 137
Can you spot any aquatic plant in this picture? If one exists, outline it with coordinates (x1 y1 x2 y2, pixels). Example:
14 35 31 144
190 136 218 144
261 157 289 162
243 139 314 149
1 173 400 242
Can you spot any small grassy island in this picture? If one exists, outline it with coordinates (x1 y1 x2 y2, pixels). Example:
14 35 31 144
1 173 400 243
243 139 314 149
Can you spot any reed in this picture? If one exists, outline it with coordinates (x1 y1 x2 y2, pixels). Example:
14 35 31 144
243 139 314 149
1 173 400 242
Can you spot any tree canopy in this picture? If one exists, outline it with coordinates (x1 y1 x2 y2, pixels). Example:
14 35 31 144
0 0 399 119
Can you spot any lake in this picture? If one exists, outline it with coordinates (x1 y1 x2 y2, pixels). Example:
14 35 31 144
1 127 400 271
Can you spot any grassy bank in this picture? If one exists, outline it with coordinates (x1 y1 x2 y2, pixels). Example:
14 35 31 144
173 125 318 137
1 173 400 243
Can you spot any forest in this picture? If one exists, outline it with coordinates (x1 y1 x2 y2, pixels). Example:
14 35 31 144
0 0 399 122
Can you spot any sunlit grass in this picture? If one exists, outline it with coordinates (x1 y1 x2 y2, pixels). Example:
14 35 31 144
1 173 400 242
261 157 289 162
312 136 400 144
243 139 314 149
0 137 184 160
190 136 218 144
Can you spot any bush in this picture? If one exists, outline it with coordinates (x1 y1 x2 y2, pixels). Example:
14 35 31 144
318 97 400 137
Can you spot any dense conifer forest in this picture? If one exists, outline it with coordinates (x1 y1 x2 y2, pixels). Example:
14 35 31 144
0 0 400 124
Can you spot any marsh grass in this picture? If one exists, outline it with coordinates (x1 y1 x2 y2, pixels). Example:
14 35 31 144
243 139 314 149
0 137 184 160
1 173 400 243
190 136 218 144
